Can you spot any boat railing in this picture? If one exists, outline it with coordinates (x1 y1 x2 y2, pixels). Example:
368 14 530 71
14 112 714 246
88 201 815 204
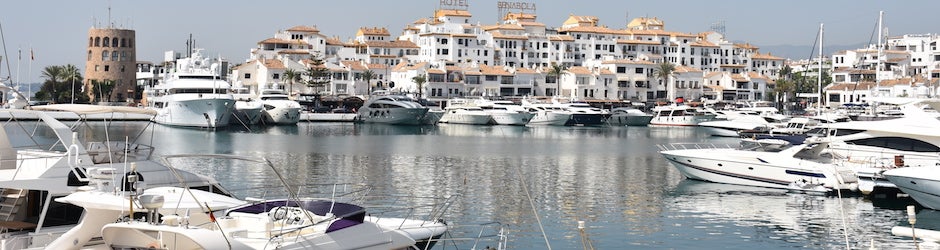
421 222 508 250
85 141 155 164
657 142 738 151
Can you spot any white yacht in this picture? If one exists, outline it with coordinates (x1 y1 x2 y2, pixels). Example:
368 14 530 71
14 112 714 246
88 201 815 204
473 99 534 126
520 98 571 126
231 87 263 126
607 107 653 126
659 140 858 191
698 114 773 137
0 106 231 249
552 99 607 126
49 154 450 250
356 95 429 125
259 88 302 125
146 49 235 128
439 99 492 125
649 104 714 126
884 167 940 210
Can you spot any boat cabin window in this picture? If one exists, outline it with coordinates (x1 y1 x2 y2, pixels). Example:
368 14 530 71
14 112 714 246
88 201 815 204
832 129 864 137
846 137 940 153
179 75 219 80
170 88 229 94
261 96 289 101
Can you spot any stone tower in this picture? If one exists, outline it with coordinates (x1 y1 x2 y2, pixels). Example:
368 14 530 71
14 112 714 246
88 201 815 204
84 27 136 103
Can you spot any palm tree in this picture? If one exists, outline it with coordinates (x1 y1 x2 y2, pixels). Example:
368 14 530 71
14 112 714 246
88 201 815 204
361 70 375 94
412 74 427 99
546 63 567 97
283 68 301 97
61 64 82 103
39 65 64 103
654 62 676 101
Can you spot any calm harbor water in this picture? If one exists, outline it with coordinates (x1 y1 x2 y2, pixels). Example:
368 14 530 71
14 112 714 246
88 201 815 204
57 121 940 249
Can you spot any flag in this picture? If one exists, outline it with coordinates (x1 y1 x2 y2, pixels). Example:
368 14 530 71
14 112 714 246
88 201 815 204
30 49 34 61
17 49 21 60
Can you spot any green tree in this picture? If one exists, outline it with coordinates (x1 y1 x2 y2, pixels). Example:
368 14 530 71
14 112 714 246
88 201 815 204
283 68 301 96
61 64 84 103
411 74 426 99
546 63 567 96
361 70 375 94
93 80 116 102
304 53 331 94
654 62 676 101
37 65 63 103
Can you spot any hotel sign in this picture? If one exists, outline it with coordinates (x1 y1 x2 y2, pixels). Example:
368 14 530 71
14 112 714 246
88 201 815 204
440 0 470 8
497 1 536 11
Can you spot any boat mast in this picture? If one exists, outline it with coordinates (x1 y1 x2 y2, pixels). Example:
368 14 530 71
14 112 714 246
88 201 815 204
876 11 884 96
818 23 823 110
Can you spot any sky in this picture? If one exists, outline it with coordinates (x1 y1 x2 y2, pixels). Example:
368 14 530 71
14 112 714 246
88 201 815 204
1 0 938 84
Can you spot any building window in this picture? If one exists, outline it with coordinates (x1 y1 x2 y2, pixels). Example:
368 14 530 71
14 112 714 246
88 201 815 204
120 65 125 72
89 38 93 47
121 51 128 61
244 73 251 79
94 37 100 47
103 37 110 47
104 65 110 72
273 73 280 80
111 50 118 61
102 51 109 61
617 67 627 73
95 65 100 71
485 75 497 81
87 50 92 60
129 39 134 48
635 68 643 74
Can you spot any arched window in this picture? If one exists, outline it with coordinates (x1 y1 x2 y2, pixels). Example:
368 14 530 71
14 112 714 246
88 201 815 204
94 37 100 47
89 38 93 47
87 50 92 60
111 50 118 61
121 51 127 61
129 39 134 48
121 38 126 47
103 37 110 47
102 51 109 61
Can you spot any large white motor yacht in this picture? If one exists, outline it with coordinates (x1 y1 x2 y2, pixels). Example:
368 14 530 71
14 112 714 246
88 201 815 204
473 99 534 126
659 140 858 191
439 99 492 125
520 98 571 126
698 114 773 137
146 49 235 128
552 99 607 126
649 104 714 126
259 88 302 125
356 95 429 125
607 107 653 126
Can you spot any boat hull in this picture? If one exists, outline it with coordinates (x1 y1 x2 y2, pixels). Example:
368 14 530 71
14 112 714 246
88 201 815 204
440 113 491 125
884 167 940 210
262 107 302 125
233 101 263 125
607 114 653 126
489 112 534 126
153 98 235 128
649 115 713 126
357 108 429 125
660 149 848 190
565 113 606 126
528 112 570 126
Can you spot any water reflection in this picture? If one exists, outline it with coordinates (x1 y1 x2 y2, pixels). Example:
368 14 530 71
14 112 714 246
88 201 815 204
665 179 924 249
13 121 937 249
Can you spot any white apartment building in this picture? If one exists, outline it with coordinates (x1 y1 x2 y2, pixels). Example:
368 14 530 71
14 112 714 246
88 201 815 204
234 8 784 103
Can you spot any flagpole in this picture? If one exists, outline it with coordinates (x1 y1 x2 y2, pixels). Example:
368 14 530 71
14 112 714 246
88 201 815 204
27 47 32 102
